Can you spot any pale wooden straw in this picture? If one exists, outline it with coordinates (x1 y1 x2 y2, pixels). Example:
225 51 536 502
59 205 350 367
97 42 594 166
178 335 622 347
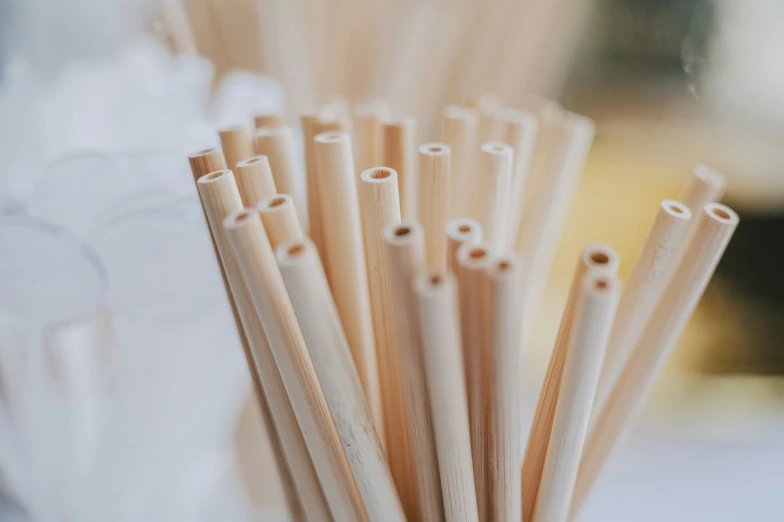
533 271 620 522
254 125 306 227
383 118 418 220
680 164 727 213
446 218 483 274
314 131 383 435
301 114 324 250
468 94 503 145
483 255 525 522
474 142 514 252
353 103 386 175
521 244 619 522
224 209 367 522
235 156 278 207
570 203 739 518
188 147 228 180
500 108 538 250
417 143 452 269
455 242 496 522
258 194 305 250
254 113 283 129
277 239 407 522
196 171 327 522
413 270 479 522
384 222 444 522
592 200 693 426
442 105 479 220
219 125 256 173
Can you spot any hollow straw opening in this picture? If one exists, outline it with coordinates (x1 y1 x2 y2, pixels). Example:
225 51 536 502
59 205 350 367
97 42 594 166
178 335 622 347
240 156 264 166
196 147 218 156
430 274 444 286
225 209 257 227
590 252 609 265
199 169 229 183
705 203 738 224
458 224 472 234
481 142 512 154
384 221 422 245
287 243 306 256
469 247 488 260
662 199 692 219
315 131 346 143
595 278 609 290
268 196 287 208
395 226 412 237
419 143 450 155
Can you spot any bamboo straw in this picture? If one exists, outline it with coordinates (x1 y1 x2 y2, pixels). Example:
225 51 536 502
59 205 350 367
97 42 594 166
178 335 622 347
235 156 278 207
313 131 383 435
196 170 328 522
483 255 525 522
188 147 228 179
521 244 619 522
383 118 418 219
473 142 514 252
258 194 305 249
219 125 256 173
254 125 306 227
254 113 283 129
417 143 452 269
412 270 479 522
570 203 739 517
384 222 444 522
353 103 386 175
277 239 406 522
224 209 367 522
301 114 324 252
468 94 503 144
500 108 538 249
442 105 479 219
455 242 496 522
446 218 483 273
532 271 620 522
680 164 727 213
592 200 693 425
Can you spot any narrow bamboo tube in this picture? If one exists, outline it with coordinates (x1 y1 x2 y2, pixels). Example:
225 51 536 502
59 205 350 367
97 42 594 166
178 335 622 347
680 164 727 213
532 272 620 522
417 143 452 269
188 147 228 179
196 171 328 522
258 194 304 249
446 218 483 273
219 125 256 173
384 222 444 522
570 204 739 517
313 131 383 435
224 209 367 522
254 113 283 129
413 270 479 522
383 118 418 219
254 125 305 227
500 108 538 250
521 244 619 522
442 105 479 219
468 94 503 144
353 103 385 175
277 239 406 522
235 156 277 207
473 142 514 252
483 255 525 522
455 243 496 522
301 114 324 249
592 200 693 425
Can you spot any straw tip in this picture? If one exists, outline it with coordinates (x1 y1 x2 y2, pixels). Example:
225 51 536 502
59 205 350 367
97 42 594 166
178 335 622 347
418 143 451 156
413 269 456 295
276 238 312 264
236 155 269 168
704 202 739 225
314 130 349 143
188 147 221 160
360 167 397 183
223 208 260 229
480 142 513 155
446 218 482 240
383 221 423 244
455 242 495 268
582 244 620 273
258 194 292 211
583 271 620 295
661 199 692 220
197 169 232 184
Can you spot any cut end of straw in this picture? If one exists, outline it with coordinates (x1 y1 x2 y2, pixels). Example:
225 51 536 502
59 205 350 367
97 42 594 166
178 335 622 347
191 147 220 159
275 238 315 265
259 195 291 211
456 242 495 269
412 269 455 296
360 167 397 183
224 208 259 229
314 130 348 143
198 169 231 184
662 199 692 219
481 142 513 155
582 244 620 274
419 143 451 156
237 155 267 167
218 124 248 134
446 218 482 241
384 221 422 245
705 203 739 225
583 271 619 295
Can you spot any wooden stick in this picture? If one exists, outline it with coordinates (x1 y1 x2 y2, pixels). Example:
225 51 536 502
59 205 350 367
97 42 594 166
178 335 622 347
224 209 367 522
383 118 418 220
500 108 538 250
474 142 514 252
313 131 383 436
254 113 283 129
254 125 306 228
417 143 452 269
277 239 406 522
680 164 727 214
442 105 479 220
446 218 483 274
413 270 479 522
483 255 525 522
533 271 620 522
301 114 324 250
258 194 305 250
521 244 619 522
592 200 693 426
219 125 256 175
235 156 278 207
570 204 739 517
384 222 444 522
353 103 386 175
455 242 496 522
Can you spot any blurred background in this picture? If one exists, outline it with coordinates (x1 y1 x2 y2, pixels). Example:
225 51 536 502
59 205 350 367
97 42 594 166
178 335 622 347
0 0 783 521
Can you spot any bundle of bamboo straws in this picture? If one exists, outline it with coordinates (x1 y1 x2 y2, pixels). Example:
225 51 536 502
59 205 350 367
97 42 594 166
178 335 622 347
187 96 738 522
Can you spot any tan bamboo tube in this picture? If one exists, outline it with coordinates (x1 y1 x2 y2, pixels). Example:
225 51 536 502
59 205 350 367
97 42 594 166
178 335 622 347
254 113 283 129
384 222 444 522
195 170 325 522
353 103 386 175
446 218 483 274
521 244 619 522
383 118 418 220
571 204 739 517
254 125 306 227
301 114 324 251
235 156 277 207
532 272 620 522
277 239 406 522
500 108 538 250
224 209 367 522
258 194 305 250
680 164 727 213
442 105 479 219
474 142 514 252
313 131 383 435
219 125 256 174
417 143 452 269
188 147 228 179
413 270 479 522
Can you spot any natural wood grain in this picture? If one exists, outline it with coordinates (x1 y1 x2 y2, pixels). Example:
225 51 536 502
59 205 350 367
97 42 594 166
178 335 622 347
417 143 452 269
254 124 306 228
383 118 418 220
219 125 256 174
258 194 305 250
235 155 277 207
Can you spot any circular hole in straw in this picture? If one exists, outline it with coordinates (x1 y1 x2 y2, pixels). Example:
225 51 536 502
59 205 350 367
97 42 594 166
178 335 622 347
245 157 262 165
394 226 412 237
268 197 287 208
370 169 391 179
429 274 443 286
711 207 731 220
287 243 306 256
427 145 444 153
202 171 225 181
595 278 609 290
234 211 253 223
492 145 506 153
590 251 610 265
317 131 344 142
458 224 472 234
497 260 512 271
469 247 488 260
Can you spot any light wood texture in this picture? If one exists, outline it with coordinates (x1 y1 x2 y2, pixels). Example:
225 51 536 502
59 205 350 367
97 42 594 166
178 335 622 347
313 131 383 436
277 239 406 522
413 270 479 522
258 194 305 250
219 125 256 174
235 156 278 207
383 222 445 522
680 164 727 213
254 125 306 228
254 113 283 129
196 171 326 522
383 118 418 220
532 272 620 522
224 209 367 522
446 218 483 274
353 103 387 175
455 243 496 522
500 108 538 250
442 105 479 220
302 114 324 252
417 143 452 270
188 147 228 180
570 204 739 517
474 142 514 252
483 255 525 522
521 244 619 522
